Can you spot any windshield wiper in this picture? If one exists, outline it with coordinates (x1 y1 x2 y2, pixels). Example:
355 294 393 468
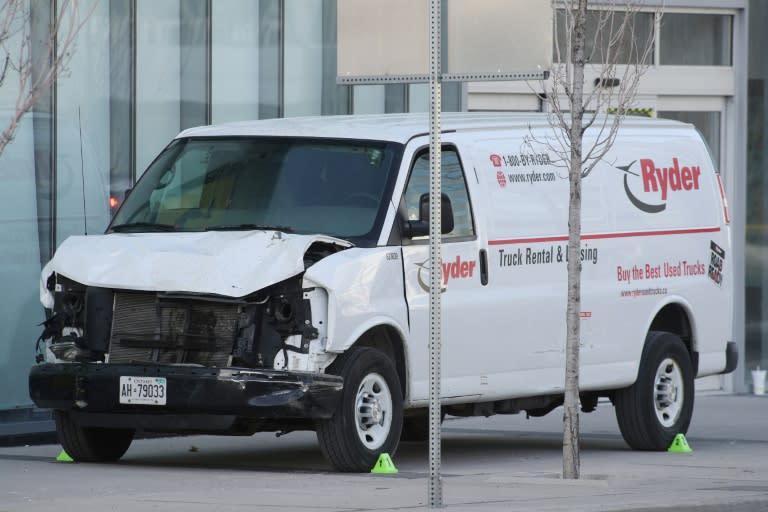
109 222 178 233
205 224 294 233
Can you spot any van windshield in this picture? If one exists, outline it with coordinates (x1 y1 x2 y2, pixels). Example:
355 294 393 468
109 137 402 245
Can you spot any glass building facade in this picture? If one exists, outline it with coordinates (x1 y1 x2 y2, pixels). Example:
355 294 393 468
0 0 756 428
746 0 768 374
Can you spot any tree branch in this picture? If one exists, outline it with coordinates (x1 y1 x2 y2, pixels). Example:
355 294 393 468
0 0 96 156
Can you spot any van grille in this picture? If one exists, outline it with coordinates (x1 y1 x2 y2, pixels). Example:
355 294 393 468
108 292 240 367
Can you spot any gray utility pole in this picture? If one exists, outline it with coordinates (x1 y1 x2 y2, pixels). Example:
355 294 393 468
336 2 550 506
427 0 443 507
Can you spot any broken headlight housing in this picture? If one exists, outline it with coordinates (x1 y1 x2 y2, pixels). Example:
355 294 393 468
39 273 112 362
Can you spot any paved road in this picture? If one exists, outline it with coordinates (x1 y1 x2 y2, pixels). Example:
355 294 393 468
1 392 767 511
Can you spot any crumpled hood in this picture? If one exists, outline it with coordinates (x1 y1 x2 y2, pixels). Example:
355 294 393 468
40 231 351 307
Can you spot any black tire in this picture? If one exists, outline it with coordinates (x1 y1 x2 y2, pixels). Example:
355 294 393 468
54 411 135 462
614 331 694 451
316 347 403 472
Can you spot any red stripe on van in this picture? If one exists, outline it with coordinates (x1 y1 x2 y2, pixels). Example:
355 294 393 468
488 226 721 246
716 175 731 224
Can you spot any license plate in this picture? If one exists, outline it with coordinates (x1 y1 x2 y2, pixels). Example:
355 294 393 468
119 376 167 405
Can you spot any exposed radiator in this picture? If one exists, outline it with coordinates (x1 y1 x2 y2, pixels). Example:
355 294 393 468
108 292 240 367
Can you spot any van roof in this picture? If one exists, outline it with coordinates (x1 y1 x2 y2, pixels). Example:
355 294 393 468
178 112 691 144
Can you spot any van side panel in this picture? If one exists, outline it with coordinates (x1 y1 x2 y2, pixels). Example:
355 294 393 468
466 123 731 395
581 128 732 380
466 134 569 380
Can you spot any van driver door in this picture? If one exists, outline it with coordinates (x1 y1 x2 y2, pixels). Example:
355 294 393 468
398 144 490 403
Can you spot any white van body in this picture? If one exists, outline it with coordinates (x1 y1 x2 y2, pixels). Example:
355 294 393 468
30 113 735 471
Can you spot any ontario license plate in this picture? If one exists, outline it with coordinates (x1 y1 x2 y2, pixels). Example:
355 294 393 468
119 376 167 405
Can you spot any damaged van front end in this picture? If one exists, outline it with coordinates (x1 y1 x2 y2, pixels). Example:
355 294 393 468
28 132 402 466
30 232 351 436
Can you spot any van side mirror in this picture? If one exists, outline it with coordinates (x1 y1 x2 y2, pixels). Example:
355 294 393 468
403 193 455 238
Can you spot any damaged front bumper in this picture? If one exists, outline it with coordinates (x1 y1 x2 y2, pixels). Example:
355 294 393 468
29 363 343 432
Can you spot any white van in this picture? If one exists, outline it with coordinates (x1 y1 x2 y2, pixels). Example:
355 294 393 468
29 113 735 472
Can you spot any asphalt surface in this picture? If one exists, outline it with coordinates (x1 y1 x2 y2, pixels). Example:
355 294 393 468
1 392 767 511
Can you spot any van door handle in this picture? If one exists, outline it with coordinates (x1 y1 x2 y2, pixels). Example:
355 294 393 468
479 249 488 285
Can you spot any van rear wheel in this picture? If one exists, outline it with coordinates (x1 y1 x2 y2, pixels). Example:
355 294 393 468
54 410 134 462
316 347 403 472
614 331 694 451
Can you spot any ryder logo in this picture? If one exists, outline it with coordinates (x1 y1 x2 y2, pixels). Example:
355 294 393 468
616 158 701 213
416 256 477 293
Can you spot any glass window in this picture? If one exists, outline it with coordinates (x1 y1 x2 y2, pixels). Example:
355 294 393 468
554 9 654 64
212 0 261 124
56 0 111 244
660 13 732 66
746 1 768 380
403 149 475 239
111 138 402 245
0 118 44 409
284 0 322 116
283 0 351 117
108 1 134 212
179 0 211 130
136 1 182 175
353 85 387 114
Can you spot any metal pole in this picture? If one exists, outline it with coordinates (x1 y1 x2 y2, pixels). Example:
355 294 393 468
428 0 443 507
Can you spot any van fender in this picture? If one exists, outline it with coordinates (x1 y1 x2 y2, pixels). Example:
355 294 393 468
302 246 410 367
633 294 698 380
325 316 409 355
647 294 697 348
323 316 412 401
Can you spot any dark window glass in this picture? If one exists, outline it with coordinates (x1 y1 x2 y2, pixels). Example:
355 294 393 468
111 137 402 245
554 9 654 64
746 1 768 380
660 14 732 66
403 149 475 239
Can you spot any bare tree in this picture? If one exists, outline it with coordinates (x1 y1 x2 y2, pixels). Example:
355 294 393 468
538 0 658 479
0 0 92 157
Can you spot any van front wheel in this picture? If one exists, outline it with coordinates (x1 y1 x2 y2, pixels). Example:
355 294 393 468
614 331 694 451
54 410 134 462
316 347 403 472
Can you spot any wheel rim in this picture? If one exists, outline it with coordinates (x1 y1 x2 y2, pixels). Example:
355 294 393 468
654 357 684 428
354 372 393 450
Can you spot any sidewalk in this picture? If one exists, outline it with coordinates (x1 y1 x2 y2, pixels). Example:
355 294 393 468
0 394 767 511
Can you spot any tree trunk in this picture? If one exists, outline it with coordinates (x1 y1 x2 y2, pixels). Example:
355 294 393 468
563 0 588 480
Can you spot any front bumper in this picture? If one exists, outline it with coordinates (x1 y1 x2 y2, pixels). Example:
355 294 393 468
29 363 343 431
